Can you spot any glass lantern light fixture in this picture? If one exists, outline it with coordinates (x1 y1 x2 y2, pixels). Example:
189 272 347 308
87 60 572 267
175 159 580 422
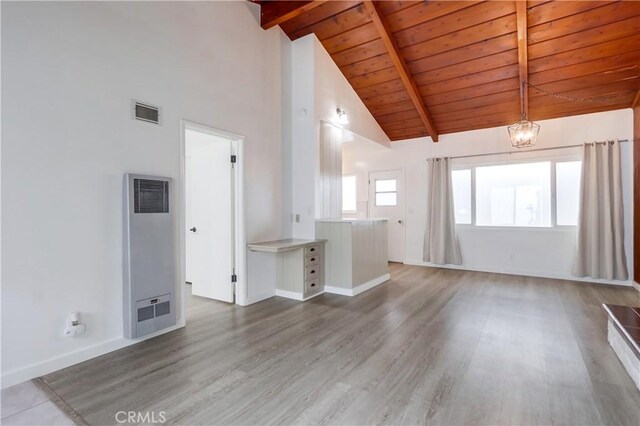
508 82 539 149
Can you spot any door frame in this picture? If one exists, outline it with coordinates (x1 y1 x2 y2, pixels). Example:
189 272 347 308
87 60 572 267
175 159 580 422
368 168 406 263
180 119 246 316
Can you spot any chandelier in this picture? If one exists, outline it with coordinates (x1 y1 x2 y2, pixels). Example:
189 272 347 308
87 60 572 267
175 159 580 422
508 81 539 149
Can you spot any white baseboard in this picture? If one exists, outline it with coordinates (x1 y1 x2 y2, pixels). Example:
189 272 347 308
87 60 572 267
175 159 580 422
242 290 274 306
1 320 186 389
325 273 391 297
353 273 391 295
275 289 304 301
633 281 640 292
403 259 634 287
324 286 352 296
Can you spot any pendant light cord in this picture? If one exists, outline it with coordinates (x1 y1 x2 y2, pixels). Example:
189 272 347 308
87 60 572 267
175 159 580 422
527 82 635 104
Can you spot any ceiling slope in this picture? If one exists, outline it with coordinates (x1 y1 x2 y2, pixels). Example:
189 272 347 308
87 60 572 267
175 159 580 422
257 0 640 141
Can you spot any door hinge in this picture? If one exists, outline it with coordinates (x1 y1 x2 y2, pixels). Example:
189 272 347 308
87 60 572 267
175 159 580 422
231 274 237 283
231 155 237 164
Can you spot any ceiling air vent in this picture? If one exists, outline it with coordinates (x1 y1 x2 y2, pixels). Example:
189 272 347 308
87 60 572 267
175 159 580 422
133 100 160 124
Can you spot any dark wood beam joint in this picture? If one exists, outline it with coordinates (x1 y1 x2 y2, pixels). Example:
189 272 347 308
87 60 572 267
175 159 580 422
363 0 439 142
259 0 326 30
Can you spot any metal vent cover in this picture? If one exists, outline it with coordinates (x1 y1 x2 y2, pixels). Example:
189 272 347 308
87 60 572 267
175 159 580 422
133 100 160 124
134 178 169 213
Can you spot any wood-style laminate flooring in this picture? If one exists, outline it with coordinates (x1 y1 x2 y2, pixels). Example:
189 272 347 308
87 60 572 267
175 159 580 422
42 264 640 425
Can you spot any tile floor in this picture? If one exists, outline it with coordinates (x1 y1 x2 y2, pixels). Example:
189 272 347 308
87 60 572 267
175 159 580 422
1 381 74 425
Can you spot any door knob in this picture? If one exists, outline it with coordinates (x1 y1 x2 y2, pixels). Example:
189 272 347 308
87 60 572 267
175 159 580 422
190 227 197 232
398 220 403 224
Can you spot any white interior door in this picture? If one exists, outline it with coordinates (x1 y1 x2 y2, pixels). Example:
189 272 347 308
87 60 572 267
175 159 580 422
186 128 234 303
369 170 404 262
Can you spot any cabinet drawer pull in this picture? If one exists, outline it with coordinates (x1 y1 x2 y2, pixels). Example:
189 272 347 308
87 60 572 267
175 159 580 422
310 247 315 252
310 257 315 262
311 283 316 287
310 270 315 274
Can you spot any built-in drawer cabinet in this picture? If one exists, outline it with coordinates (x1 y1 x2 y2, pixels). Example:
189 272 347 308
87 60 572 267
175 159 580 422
305 254 320 267
257 241 324 301
304 279 321 294
305 245 320 256
305 265 321 281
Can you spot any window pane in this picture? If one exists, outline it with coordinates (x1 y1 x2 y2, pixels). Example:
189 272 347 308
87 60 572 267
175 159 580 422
476 162 551 227
376 192 397 206
375 179 396 192
452 169 471 224
556 161 581 226
342 175 357 212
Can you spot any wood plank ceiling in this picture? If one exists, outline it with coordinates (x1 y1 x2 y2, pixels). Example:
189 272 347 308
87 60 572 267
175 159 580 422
257 0 640 142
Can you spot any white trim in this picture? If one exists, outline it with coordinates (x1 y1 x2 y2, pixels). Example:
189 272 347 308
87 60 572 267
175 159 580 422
324 286 352 296
1 320 186 389
403 259 633 287
325 273 391 296
633 281 640 293
275 289 303 301
243 290 274 306
303 291 325 301
180 120 247 310
275 289 325 301
352 273 391 295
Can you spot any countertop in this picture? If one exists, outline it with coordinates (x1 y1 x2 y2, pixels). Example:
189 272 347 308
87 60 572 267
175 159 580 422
247 238 326 253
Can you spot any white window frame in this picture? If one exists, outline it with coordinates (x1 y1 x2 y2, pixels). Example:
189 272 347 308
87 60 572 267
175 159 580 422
373 178 398 207
452 154 581 230
342 173 358 214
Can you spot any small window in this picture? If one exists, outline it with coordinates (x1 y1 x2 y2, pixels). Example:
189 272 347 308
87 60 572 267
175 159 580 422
375 179 397 206
556 161 581 226
452 169 472 224
342 175 357 213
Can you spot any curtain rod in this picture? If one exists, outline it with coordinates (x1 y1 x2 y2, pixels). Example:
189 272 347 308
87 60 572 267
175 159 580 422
445 139 630 161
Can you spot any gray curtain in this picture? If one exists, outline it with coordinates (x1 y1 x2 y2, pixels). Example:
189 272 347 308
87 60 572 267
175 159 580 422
423 158 462 265
572 141 628 280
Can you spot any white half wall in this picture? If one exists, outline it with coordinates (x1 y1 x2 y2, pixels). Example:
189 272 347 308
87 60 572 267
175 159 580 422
1 1 290 387
343 109 635 286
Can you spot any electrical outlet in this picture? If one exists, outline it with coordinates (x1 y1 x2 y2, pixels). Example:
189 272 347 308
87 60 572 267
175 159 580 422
64 312 86 337
509 253 516 261
64 324 86 337
295 214 300 223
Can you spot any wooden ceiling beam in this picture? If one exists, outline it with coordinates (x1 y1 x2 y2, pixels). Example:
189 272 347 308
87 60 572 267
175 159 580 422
362 0 439 142
259 1 327 30
633 89 640 109
516 0 529 119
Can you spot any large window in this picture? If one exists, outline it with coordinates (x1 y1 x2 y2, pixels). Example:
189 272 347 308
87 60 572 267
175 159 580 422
452 159 581 227
342 175 357 213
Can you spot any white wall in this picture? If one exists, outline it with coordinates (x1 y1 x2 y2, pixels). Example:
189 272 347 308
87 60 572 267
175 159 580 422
290 36 317 239
1 1 290 387
343 109 635 285
290 34 389 239
318 122 343 219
